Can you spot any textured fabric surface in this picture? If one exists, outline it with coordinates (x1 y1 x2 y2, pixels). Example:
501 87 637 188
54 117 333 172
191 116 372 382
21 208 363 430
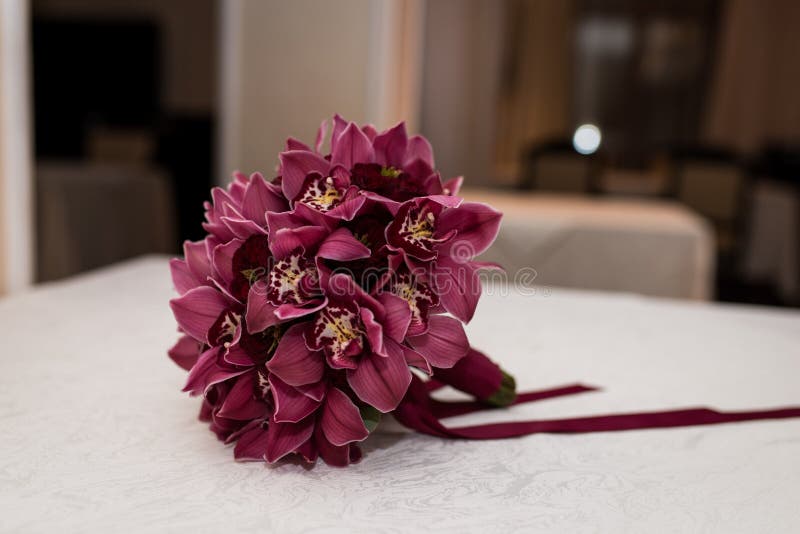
463 189 715 300
1 257 798 533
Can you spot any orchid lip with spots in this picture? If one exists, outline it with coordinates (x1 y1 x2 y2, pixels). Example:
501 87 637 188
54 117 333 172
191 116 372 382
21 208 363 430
168 115 509 467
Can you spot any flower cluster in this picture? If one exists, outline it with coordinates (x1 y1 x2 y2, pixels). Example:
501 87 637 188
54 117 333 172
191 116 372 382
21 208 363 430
168 116 502 466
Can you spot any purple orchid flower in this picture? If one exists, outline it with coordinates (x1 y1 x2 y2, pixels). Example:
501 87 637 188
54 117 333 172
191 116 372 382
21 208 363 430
167 115 505 467
278 135 368 219
234 378 369 466
244 223 370 333
386 197 502 322
261 271 423 413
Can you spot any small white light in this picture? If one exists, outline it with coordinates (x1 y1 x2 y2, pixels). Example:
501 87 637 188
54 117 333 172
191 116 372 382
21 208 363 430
572 124 601 155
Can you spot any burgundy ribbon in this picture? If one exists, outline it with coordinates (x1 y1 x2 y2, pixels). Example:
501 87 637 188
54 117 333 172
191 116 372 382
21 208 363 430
395 375 800 439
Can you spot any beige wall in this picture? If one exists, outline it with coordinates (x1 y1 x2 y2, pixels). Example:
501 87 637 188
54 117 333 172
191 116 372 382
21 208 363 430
419 0 507 187
220 0 373 178
1 0 34 294
0 5 6 294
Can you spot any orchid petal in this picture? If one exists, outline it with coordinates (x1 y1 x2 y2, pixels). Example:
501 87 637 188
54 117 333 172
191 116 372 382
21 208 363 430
325 273 385 319
218 373 267 420
361 191 401 215
295 437 319 464
326 191 367 221
347 341 411 413
279 150 330 201
432 257 481 323
314 425 353 467
233 424 269 461
315 119 329 153
212 239 242 287
401 342 432 375
428 194 463 208
269 226 328 259
265 210 298 233
407 314 468 368
224 343 254 366
360 307 385 357
270 375 322 423
406 134 435 168
293 203 336 229
229 174 249 203
439 202 502 257
245 283 279 334
376 293 412 343
421 172 446 196
170 286 229 343
208 276 243 306
373 121 408 167
183 348 247 396
285 137 310 151
331 113 348 146
361 124 377 141
242 172 286 223
443 176 463 196
274 299 327 320
221 216 267 240
201 221 234 243
331 122 374 169
268 227 316 260
317 227 371 261
170 258 201 295
265 416 315 463
168 335 202 371
184 239 213 281
299 381 327 402
321 387 369 446
232 170 250 187
403 158 436 185
210 186 239 216
267 324 324 386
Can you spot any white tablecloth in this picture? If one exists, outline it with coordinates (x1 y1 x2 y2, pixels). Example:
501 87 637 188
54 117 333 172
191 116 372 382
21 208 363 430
1 257 798 533
463 190 715 300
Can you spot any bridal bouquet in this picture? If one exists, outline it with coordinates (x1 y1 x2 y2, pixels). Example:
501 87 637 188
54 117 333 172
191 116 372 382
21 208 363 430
169 115 800 467
168 116 510 466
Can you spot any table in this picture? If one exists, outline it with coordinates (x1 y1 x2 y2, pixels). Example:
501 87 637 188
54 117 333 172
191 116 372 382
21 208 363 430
36 161 176 282
463 189 715 300
1 257 798 532
741 179 799 303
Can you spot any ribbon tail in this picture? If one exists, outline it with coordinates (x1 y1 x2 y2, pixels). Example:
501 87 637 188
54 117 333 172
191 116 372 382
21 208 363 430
396 376 800 440
440 406 800 440
430 383 600 419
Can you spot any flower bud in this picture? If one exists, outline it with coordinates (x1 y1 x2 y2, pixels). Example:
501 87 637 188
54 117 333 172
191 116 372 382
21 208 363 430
432 348 517 407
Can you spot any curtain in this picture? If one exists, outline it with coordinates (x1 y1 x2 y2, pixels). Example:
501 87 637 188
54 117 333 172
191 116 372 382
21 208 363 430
704 0 800 153
494 0 574 182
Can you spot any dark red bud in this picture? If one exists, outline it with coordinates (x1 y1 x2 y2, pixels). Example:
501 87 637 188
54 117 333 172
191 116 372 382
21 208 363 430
432 348 517 407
